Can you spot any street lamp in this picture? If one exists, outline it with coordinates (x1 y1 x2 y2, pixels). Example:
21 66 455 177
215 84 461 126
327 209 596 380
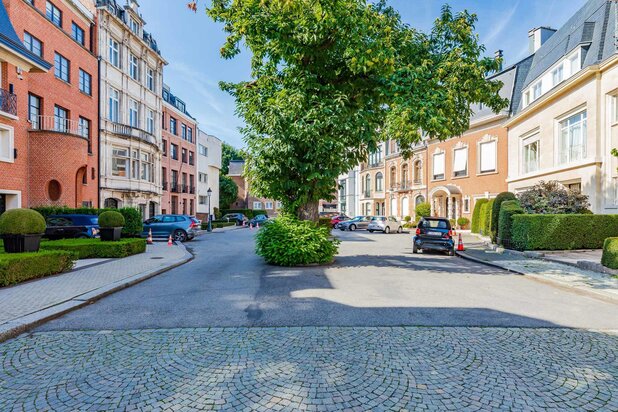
207 187 213 232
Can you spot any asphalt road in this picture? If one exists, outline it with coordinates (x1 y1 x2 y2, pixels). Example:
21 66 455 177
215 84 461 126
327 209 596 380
38 227 618 331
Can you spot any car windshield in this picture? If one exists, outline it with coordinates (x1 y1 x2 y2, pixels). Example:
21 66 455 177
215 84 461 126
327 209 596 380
371 217 386 222
422 220 449 229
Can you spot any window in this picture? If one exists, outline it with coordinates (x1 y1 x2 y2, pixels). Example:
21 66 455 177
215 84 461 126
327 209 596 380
129 18 139 34
72 22 85 45
265 202 273 210
162 139 167 156
559 111 587 164
79 69 91 95
364 174 371 197
432 152 445 180
131 150 139 179
532 82 542 100
523 90 530 107
23 32 42 57
413 160 422 184
401 164 409 187
568 53 580 75
46 1 62 27
141 152 153 182
189 151 195 166
276 201 282 209
0 125 14 163
182 148 188 163
463 197 470 214
552 65 563 86
453 147 468 177
129 53 139 80
170 118 177 135
375 172 383 192
146 68 154 91
199 144 208 156
78 116 90 139
109 38 119 68
53 105 68 133
109 87 119 122
253 201 262 209
567 182 581 193
479 141 497 173
28 94 41 128
146 110 155 134
199 196 207 205
129 99 139 127
171 144 178 160
187 127 193 143
112 148 129 177
612 95 618 124
181 124 187 140
199 172 208 183
54 53 70 82
368 146 383 166
523 137 539 174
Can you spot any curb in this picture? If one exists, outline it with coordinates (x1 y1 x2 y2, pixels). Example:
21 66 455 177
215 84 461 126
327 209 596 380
0 244 194 343
455 250 525 276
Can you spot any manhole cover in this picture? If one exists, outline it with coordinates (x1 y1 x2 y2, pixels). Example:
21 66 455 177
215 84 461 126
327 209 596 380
151 257 164 260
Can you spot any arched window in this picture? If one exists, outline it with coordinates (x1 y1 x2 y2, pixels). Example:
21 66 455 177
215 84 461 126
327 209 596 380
104 198 119 209
402 164 409 188
364 174 371 196
415 195 425 206
375 172 383 192
414 160 422 184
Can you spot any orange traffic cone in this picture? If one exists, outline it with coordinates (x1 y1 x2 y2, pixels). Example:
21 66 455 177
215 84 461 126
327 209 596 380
256 222 260 229
167 235 173 246
457 233 465 251
249 223 253 230
147 229 153 245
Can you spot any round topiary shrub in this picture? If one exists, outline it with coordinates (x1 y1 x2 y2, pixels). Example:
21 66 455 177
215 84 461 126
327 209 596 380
404 216 412 222
457 217 470 229
415 202 431 219
98 211 125 228
0 208 46 235
256 215 340 266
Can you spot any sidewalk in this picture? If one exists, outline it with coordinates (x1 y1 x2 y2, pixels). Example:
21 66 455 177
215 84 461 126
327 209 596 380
0 243 192 341
457 233 618 302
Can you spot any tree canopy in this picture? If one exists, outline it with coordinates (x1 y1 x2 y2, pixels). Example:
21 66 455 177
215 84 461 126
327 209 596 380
191 0 509 220
221 143 243 175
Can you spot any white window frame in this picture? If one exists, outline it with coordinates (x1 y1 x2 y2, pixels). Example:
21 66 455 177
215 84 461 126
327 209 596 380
146 109 154 134
551 64 564 86
478 140 497 174
557 109 587 165
532 81 542 100
109 87 120 122
452 147 468 177
146 68 154 91
0 124 15 163
109 38 120 68
253 201 262 210
265 202 274 210
129 99 139 128
129 53 139 81
611 94 618 125
521 133 540 175
112 147 129 177
432 152 445 181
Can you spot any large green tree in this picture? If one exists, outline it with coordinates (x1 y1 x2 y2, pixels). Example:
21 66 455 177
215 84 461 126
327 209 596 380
190 0 508 221
219 174 239 209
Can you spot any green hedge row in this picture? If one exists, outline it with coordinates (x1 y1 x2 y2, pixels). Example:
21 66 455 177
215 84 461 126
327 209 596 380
0 250 77 286
491 192 516 242
220 209 268 218
201 222 237 230
32 207 143 237
471 199 488 233
511 214 618 251
40 238 146 259
601 237 618 269
497 200 524 248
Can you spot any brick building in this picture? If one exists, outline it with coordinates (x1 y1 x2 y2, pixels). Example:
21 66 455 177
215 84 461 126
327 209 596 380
1 0 99 212
228 160 283 215
161 84 197 215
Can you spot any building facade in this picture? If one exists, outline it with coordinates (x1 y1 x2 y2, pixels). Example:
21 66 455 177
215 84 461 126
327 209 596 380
161 84 197 216
97 0 165 218
228 160 283 215
506 0 618 214
337 167 360 217
1 0 98 213
384 140 428 219
196 128 221 220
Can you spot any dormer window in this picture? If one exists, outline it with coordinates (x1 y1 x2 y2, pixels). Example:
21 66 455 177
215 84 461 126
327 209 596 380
130 18 140 35
532 82 542 100
551 65 563 86
568 53 580 75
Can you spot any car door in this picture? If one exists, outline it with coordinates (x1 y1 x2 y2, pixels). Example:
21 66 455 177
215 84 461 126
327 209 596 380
161 215 177 236
358 216 370 229
145 216 163 236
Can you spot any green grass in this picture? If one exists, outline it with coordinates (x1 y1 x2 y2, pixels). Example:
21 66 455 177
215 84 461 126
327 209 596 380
40 238 146 259
0 250 77 286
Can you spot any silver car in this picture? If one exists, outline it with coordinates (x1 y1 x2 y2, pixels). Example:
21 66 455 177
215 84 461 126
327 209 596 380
338 216 372 231
367 216 403 234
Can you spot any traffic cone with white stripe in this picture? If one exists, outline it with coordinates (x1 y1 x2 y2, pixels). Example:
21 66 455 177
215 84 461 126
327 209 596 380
147 229 153 245
457 233 465 251
168 235 173 246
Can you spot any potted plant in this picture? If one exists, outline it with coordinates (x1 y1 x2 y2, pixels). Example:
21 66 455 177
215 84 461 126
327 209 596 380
98 211 125 242
0 208 47 253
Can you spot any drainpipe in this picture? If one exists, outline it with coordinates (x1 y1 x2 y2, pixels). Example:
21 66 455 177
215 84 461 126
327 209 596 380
97 55 102 208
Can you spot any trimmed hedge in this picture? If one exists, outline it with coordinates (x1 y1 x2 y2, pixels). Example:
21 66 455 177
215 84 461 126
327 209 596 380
497 200 524 248
0 250 76 286
471 198 488 233
415 202 431 219
511 214 618 251
201 221 236 229
457 217 470 229
32 207 143 237
483 199 495 237
478 202 488 236
220 209 268 218
40 238 146 259
601 238 618 269
0 208 47 235
491 192 516 242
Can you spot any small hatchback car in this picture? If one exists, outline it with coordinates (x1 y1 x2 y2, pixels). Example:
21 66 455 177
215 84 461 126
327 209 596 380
367 216 403 234
413 217 455 256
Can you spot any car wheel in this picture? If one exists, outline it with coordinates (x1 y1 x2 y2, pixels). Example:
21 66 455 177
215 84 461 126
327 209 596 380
413 244 418 254
368 230 374 233
397 226 403 234
173 230 188 242
448 248 455 257
384 226 391 234
349 224 357 231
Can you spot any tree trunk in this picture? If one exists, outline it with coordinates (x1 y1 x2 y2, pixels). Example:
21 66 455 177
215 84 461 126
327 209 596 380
297 200 320 222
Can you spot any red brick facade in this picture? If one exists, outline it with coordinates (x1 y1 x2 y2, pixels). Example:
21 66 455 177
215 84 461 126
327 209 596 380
1 0 99 209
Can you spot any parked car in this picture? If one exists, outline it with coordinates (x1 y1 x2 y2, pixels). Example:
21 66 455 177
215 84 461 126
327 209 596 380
367 216 403 234
221 213 249 226
249 214 269 226
142 214 199 242
330 214 350 228
338 216 372 231
45 214 100 240
412 217 455 256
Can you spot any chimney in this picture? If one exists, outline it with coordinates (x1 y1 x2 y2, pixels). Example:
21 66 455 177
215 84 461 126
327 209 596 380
528 27 557 54
494 50 504 71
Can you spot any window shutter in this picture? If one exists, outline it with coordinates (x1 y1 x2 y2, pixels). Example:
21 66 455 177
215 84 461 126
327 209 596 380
433 153 445 176
453 148 467 173
480 141 496 172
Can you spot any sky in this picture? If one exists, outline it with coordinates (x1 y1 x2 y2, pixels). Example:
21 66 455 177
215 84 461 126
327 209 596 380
139 0 588 149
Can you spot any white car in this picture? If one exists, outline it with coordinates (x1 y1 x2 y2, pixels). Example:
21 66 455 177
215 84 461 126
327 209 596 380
367 216 403 234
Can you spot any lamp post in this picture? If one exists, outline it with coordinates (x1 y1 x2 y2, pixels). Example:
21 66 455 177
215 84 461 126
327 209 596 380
207 188 213 232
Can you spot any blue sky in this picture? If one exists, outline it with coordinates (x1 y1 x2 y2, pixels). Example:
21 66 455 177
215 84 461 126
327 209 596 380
139 0 588 149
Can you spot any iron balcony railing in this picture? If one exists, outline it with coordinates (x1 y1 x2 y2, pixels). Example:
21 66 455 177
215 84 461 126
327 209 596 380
0 88 17 116
30 115 87 137
181 184 188 193
170 183 180 193
110 122 157 147
189 186 195 194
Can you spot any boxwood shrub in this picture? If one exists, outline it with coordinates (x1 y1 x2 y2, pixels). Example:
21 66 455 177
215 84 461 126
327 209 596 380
40 238 146 259
98 211 125 228
32 207 143 237
491 192 516 242
478 202 488 236
0 250 77 286
511 214 618 251
483 199 495 237
255 215 339 266
471 198 488 233
601 237 618 269
497 200 524 248
0 208 46 235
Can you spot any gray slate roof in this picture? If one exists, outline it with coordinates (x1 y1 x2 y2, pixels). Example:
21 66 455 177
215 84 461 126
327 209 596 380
0 2 51 71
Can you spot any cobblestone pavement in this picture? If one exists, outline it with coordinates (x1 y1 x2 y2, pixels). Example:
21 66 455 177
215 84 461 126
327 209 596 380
1 327 617 411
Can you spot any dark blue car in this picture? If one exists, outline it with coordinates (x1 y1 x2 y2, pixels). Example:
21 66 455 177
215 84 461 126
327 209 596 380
45 214 100 239
413 217 455 256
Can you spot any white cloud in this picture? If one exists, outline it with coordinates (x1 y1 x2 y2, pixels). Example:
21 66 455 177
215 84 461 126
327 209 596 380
482 1 521 47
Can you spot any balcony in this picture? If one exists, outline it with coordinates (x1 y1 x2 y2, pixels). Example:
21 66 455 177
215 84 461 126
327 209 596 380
109 122 158 148
189 186 195 194
170 183 180 193
30 116 88 139
0 88 17 117
390 181 413 192
181 184 188 193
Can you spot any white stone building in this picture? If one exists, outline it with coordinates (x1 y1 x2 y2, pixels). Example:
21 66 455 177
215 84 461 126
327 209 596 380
196 129 222 220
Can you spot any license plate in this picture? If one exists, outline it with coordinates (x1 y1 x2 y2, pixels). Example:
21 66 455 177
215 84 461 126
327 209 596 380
428 231 442 236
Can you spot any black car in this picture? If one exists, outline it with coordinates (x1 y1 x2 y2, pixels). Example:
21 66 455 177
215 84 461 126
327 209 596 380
412 217 455 256
221 213 248 226
45 214 100 240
